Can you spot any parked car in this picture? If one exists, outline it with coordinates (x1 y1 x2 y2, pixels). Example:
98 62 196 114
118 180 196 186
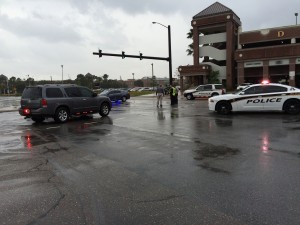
183 84 226 100
236 83 253 91
209 82 300 115
130 87 141 92
19 84 112 123
99 89 130 102
138 87 153 91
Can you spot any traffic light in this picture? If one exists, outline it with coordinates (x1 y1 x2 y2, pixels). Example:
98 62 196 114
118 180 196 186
98 49 102 57
122 51 125 59
140 53 143 60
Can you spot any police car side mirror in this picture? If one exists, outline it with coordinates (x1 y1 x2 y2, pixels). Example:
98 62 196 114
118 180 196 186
239 91 245 95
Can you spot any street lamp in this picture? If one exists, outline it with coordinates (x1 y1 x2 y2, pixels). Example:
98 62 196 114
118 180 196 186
295 13 298 25
152 21 173 86
61 65 64 84
132 73 134 87
151 63 154 90
6 78 9 94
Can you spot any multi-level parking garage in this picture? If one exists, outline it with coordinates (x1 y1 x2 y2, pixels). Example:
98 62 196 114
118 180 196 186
178 2 300 90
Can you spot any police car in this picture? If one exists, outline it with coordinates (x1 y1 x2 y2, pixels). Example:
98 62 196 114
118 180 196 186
183 84 225 100
208 82 300 115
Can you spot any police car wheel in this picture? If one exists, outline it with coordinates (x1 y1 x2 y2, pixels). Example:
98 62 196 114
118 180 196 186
211 93 219 97
284 99 300 115
216 101 231 115
186 94 193 100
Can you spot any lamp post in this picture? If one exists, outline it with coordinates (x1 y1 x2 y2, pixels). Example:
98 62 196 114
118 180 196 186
151 63 154 90
152 22 172 86
132 73 134 87
61 65 64 84
295 13 298 25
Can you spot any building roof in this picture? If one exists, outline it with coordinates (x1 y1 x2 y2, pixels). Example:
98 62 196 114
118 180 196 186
193 1 234 19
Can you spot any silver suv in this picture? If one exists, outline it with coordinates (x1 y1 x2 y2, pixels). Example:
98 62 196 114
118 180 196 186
183 84 226 100
19 84 112 123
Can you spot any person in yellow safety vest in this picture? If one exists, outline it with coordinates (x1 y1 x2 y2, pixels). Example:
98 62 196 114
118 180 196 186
170 85 178 105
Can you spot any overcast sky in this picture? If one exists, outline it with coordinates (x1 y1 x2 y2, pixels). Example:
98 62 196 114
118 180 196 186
0 0 299 81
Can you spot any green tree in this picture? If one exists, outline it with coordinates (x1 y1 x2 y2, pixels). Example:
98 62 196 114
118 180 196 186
103 74 108 81
134 79 143 87
207 70 220 83
15 78 26 93
0 74 8 94
186 28 194 56
9 76 17 93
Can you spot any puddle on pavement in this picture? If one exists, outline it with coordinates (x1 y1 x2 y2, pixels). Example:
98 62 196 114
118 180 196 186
0 133 57 153
199 162 230 174
42 144 69 154
214 119 233 127
0 137 24 152
193 143 240 160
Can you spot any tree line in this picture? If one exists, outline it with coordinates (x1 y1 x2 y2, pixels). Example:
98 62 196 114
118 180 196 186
0 73 131 94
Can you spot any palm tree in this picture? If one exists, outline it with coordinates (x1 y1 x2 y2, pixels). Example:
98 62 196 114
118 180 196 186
186 28 194 56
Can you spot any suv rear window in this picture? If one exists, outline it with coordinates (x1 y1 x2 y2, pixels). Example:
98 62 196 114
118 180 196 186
64 87 81 97
46 88 64 98
22 87 42 99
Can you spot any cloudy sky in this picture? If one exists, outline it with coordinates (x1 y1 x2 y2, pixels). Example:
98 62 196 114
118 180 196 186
0 0 299 81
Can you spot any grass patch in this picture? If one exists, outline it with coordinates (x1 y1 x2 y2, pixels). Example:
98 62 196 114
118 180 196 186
130 91 155 97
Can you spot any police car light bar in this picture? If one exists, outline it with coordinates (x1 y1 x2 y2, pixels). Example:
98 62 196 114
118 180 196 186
261 80 270 84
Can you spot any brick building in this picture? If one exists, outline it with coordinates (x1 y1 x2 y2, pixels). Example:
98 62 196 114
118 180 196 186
178 2 300 90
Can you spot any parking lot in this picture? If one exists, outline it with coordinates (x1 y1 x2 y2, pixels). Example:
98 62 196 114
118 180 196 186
0 95 299 225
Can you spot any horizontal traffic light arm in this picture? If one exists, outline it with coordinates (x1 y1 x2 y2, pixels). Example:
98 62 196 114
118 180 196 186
93 50 169 61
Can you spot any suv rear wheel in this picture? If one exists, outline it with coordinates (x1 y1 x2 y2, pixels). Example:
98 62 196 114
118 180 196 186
121 96 127 102
54 107 69 123
99 103 110 117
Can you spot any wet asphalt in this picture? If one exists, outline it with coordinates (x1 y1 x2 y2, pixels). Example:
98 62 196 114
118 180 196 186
0 95 299 225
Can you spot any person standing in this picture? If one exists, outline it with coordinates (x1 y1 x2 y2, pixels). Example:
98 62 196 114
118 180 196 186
156 84 164 107
170 85 178 105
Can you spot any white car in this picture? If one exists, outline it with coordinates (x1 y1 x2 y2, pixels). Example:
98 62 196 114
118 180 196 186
183 84 225 100
236 83 252 91
208 83 300 115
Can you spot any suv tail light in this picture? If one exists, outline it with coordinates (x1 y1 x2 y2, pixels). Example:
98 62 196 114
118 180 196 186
41 98 47 107
23 108 30 115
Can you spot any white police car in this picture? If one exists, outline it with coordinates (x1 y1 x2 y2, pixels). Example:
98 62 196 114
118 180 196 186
183 84 225 100
208 82 300 115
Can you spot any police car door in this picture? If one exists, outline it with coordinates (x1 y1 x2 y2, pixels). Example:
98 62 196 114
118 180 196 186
193 85 204 98
236 85 265 111
261 85 287 110
194 84 212 98
202 84 213 97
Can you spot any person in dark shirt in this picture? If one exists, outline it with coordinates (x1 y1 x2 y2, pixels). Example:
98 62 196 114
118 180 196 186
156 84 164 107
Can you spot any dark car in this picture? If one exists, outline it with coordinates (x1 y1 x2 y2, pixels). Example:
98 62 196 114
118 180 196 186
99 89 130 102
19 84 112 123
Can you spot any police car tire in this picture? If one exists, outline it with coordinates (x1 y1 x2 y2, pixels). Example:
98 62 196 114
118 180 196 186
216 101 231 115
283 99 300 115
211 92 219 97
186 94 194 100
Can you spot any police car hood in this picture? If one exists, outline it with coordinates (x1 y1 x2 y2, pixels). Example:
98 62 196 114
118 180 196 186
209 93 236 101
183 88 197 94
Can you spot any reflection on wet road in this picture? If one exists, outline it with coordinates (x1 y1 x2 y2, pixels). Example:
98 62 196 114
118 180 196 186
0 97 299 225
